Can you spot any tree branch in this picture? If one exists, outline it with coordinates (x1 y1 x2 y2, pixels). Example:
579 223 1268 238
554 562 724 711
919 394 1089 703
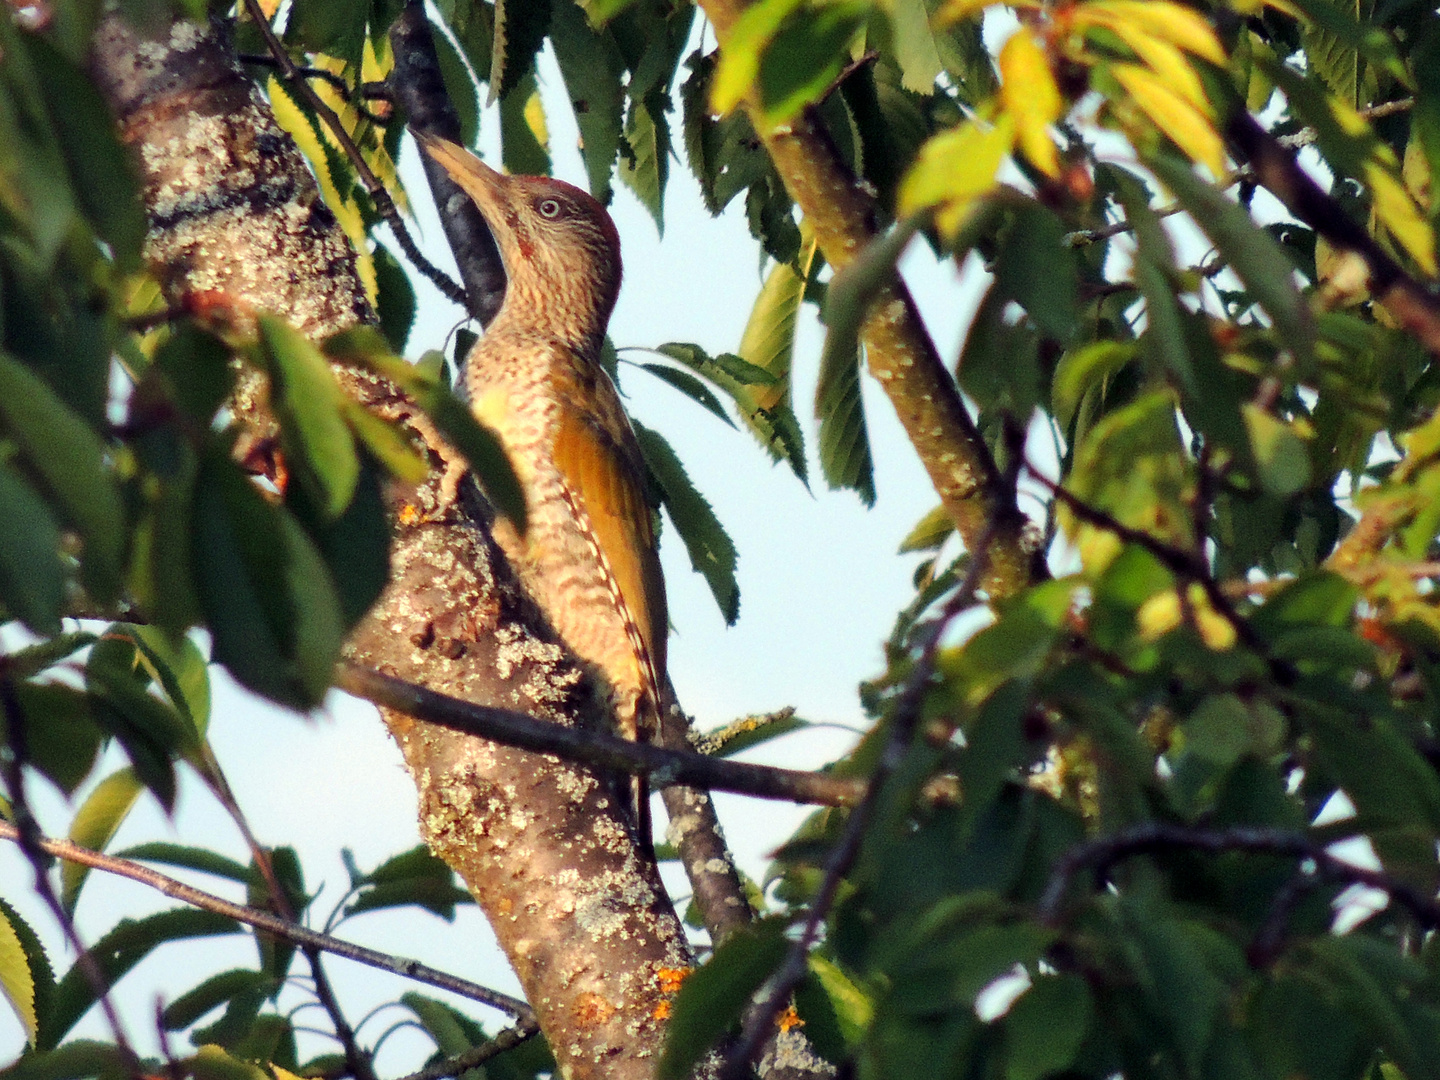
694 0 1045 602
1037 821 1440 934
336 661 864 807
1226 109 1440 356
387 1021 539 1080
0 820 536 1022
387 1 507 326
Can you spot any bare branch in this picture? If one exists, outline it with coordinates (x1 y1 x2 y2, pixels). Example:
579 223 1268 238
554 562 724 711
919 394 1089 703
1037 821 1440 933
387 1021 540 1080
336 661 866 807
0 820 535 1022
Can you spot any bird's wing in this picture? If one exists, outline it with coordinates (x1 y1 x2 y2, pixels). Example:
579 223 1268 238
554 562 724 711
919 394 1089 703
549 355 668 703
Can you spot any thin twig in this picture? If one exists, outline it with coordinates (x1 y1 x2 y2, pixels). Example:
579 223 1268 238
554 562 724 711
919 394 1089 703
204 763 378 1080
388 1020 541 1080
0 821 535 1022
719 535 995 1080
336 662 866 807
0 680 141 1072
1036 821 1440 932
239 0 466 306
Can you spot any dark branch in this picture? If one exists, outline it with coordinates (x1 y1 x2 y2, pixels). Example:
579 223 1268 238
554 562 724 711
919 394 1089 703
1037 821 1440 932
336 662 865 807
388 0 507 325
1226 109 1440 358
387 1021 540 1080
0 821 536 1023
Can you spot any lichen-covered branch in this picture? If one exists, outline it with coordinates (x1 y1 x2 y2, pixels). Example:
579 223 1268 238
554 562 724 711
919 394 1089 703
89 15 689 1078
694 0 1045 602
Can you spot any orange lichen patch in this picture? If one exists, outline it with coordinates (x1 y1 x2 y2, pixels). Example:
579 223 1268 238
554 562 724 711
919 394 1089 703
656 967 691 995
777 1006 804 1032
573 992 617 1028
652 1000 672 1021
398 503 422 525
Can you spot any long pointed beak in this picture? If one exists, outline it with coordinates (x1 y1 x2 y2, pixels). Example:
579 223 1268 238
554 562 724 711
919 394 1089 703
416 132 511 220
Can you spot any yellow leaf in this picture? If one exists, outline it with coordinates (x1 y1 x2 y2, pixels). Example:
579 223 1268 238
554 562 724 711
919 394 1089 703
267 75 378 305
524 87 550 150
1078 0 1225 65
999 28 1062 177
1367 160 1437 276
1104 23 1211 115
898 113 1014 235
1112 63 1225 176
711 0 805 115
0 909 36 1046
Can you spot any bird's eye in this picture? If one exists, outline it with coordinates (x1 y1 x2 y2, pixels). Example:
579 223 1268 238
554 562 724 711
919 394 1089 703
537 198 563 219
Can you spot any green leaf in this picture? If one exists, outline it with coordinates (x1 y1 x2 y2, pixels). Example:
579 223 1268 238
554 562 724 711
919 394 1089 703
489 0 551 103
1149 153 1314 370
1242 404 1312 497
285 452 392 630
373 242 417 354
806 954 872 1046
499 71 552 176
123 625 212 737
660 920 789 1080
633 420 739 625
0 463 63 635
114 842 253 885
636 363 736 428
994 202 1079 344
550 0 624 202
401 992 487 1055
1051 341 1136 434
13 683 102 796
187 1044 269 1080
0 350 127 596
327 333 530 531
0 1040 128 1080
737 251 815 482
1114 896 1227 1072
620 96 670 231
255 315 360 521
191 448 345 710
430 18 480 147
60 768 143 914
888 0 943 92
814 310 875 506
25 35 145 271
345 845 472 920
1003 974 1093 1080
161 970 277 1032
898 504 954 554
45 910 237 1054
0 901 38 1046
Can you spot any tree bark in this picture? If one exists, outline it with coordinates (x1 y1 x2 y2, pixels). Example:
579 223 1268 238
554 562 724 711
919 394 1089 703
89 14 689 1078
694 0 1045 601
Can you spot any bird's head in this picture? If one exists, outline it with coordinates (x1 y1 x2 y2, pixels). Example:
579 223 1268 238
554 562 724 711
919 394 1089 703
419 134 622 351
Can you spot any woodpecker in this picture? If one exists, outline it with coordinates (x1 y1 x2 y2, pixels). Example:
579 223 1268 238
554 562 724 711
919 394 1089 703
419 135 665 847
